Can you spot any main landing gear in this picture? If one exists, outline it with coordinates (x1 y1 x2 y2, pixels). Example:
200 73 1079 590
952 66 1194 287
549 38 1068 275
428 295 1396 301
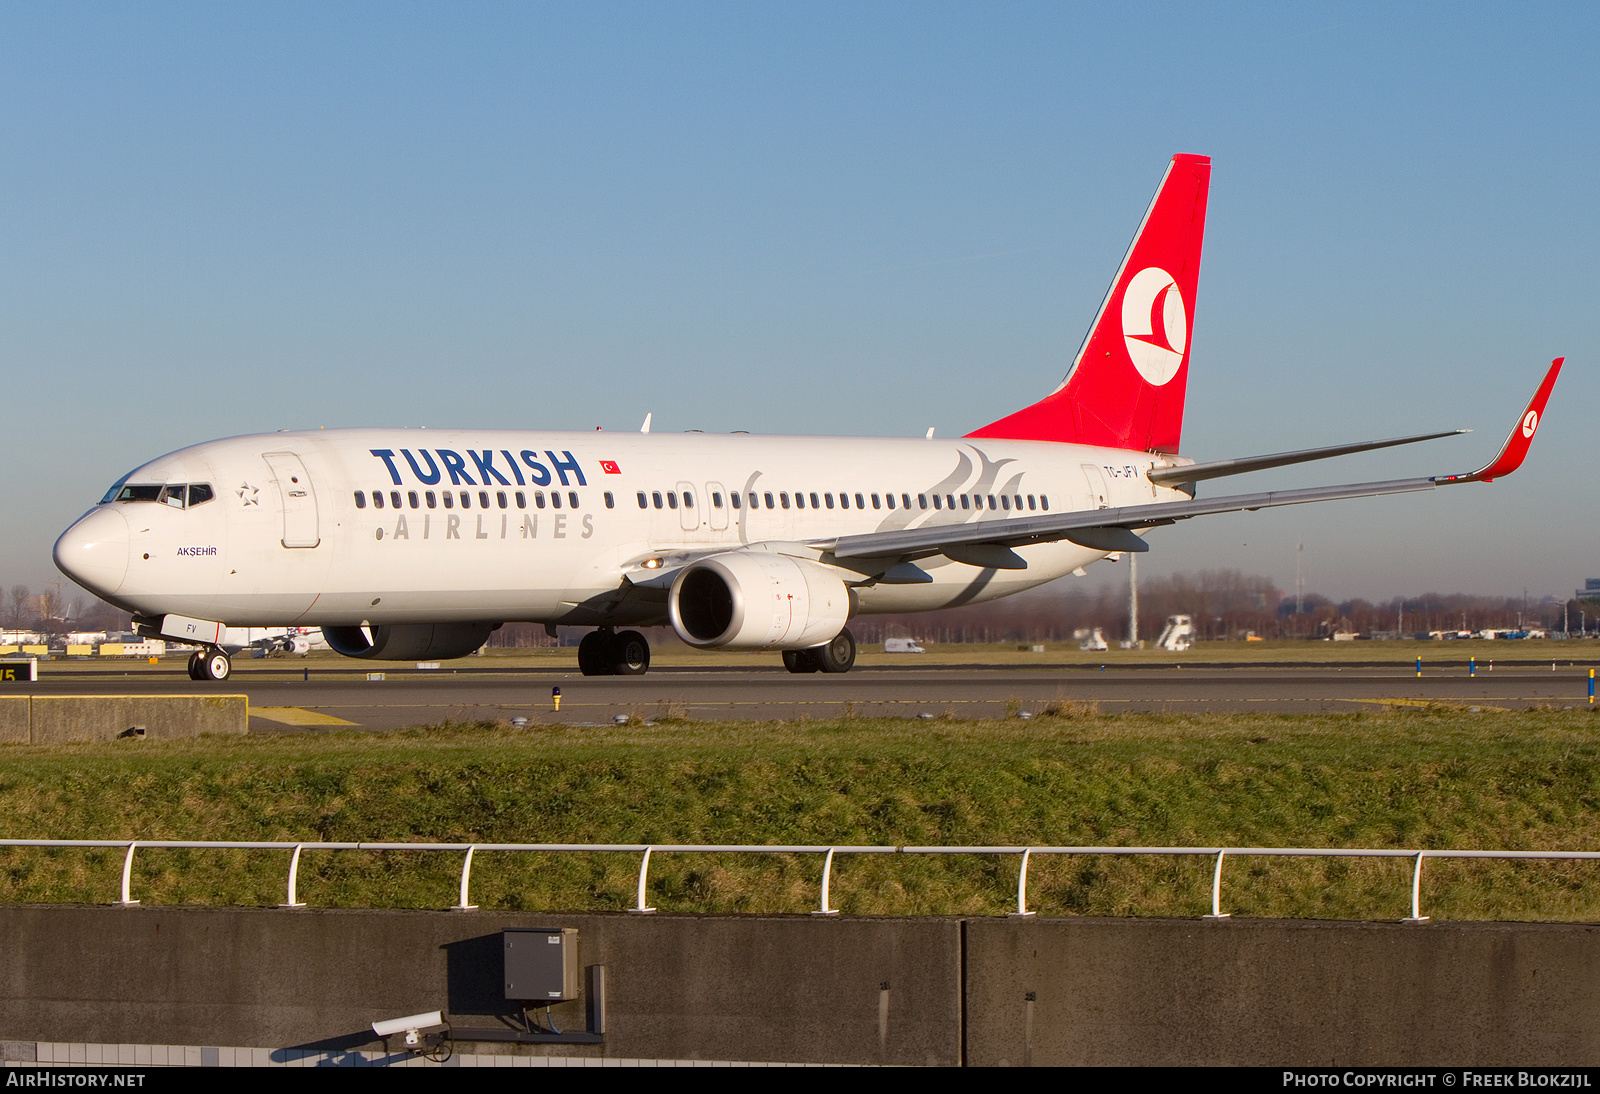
577 628 652 676
782 628 856 674
186 648 232 682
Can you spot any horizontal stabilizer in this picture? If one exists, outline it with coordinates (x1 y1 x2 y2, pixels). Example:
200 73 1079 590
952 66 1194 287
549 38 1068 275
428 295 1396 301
1148 429 1467 487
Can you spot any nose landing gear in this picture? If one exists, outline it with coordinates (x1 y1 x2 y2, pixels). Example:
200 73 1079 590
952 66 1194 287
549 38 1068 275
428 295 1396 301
187 648 232 682
577 628 652 676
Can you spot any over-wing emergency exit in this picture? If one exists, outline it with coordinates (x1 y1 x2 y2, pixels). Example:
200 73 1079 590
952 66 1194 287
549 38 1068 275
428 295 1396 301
53 154 1563 680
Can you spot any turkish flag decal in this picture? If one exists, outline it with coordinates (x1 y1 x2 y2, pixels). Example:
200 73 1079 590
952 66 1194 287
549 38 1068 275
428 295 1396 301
599 460 621 475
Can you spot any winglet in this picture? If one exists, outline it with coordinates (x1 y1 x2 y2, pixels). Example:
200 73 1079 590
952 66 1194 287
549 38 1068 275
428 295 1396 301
1436 358 1563 484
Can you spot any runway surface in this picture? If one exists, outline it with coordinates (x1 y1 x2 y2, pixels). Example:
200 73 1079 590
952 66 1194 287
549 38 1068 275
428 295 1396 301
11 661 1597 731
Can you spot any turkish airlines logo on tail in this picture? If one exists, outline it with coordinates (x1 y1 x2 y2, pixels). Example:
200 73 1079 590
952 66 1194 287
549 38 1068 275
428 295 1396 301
1521 410 1538 438
1121 266 1188 386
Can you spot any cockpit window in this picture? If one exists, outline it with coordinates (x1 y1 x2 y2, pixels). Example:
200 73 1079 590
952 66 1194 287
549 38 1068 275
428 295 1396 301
100 472 135 504
109 482 213 508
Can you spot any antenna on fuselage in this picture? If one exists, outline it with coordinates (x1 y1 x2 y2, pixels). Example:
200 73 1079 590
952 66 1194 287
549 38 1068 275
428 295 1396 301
641 413 652 434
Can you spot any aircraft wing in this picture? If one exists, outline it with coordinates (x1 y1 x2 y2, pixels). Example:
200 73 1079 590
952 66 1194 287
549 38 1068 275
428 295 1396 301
819 358 1563 565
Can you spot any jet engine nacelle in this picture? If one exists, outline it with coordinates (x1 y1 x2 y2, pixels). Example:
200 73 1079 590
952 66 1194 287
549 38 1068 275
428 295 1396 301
668 551 851 650
322 622 496 661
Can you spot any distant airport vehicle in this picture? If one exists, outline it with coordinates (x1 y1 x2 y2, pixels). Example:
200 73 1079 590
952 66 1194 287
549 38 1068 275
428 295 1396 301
1157 615 1196 652
53 155 1563 681
883 638 926 654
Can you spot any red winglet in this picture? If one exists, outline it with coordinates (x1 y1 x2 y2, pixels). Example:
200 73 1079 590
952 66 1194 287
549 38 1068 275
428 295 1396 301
1438 358 1563 484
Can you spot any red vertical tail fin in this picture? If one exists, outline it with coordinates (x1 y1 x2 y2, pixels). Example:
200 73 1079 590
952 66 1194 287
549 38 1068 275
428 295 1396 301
967 153 1210 452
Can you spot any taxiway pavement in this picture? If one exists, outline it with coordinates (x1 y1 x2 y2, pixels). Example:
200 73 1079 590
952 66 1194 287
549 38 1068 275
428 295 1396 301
10 662 1596 731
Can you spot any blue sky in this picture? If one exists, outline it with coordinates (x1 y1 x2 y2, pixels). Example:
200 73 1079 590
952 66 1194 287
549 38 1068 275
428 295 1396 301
4 2 1594 601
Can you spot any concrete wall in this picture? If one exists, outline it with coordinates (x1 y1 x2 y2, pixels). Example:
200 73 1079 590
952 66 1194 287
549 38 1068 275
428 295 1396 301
0 907 960 1066
964 917 1600 1066
0 695 246 743
1 907 1598 1065
0 697 26 745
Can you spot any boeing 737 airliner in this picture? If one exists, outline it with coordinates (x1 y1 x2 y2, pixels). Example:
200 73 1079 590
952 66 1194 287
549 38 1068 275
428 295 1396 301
53 154 1563 680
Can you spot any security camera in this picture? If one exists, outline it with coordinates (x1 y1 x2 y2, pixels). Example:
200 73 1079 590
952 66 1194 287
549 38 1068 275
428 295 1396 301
372 1011 445 1047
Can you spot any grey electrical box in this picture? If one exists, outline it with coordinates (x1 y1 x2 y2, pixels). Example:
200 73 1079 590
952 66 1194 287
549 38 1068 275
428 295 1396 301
504 928 579 1003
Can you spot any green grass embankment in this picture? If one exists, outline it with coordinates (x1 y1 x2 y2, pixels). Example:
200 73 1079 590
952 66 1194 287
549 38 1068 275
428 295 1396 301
2 708 1599 920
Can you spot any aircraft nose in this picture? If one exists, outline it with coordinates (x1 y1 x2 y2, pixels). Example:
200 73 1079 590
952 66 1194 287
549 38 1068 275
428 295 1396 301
54 507 130 597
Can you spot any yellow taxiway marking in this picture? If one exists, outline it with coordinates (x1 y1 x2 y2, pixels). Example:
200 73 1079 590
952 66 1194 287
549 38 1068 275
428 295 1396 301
251 706 360 726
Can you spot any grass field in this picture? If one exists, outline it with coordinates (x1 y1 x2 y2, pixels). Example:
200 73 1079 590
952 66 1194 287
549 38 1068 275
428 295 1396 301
2 706 1600 921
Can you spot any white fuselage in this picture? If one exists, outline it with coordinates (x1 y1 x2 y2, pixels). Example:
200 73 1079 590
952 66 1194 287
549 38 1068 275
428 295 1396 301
56 429 1191 630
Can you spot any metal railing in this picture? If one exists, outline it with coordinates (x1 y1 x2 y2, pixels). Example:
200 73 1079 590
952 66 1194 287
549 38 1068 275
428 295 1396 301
1 839 1597 920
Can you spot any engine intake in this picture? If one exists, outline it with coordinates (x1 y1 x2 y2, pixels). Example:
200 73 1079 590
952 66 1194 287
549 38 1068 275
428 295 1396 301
668 552 850 650
322 622 496 661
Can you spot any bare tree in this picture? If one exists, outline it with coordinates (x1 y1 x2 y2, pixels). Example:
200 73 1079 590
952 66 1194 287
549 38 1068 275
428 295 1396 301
6 585 29 630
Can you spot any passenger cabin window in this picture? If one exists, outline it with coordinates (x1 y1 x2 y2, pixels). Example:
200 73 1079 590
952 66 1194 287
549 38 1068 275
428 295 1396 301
683 491 694 508
443 492 454 509
667 492 678 509
479 490 491 509
885 494 895 510
855 493 865 509
604 492 615 509
373 491 385 509
731 492 741 509
763 492 774 508
638 491 648 509
515 491 526 508
652 491 663 509
960 495 969 510
1001 496 1010 510
901 493 912 509
391 491 403 509
551 491 562 509
569 491 580 509
1027 495 1036 510
460 492 471 509
1040 495 1050 510
711 492 723 508
794 493 804 509
497 491 508 509
825 493 834 509
409 491 420 509
920 494 929 510
354 491 367 509
809 492 820 509
535 491 546 508
872 493 881 509
780 492 791 509
426 491 437 508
